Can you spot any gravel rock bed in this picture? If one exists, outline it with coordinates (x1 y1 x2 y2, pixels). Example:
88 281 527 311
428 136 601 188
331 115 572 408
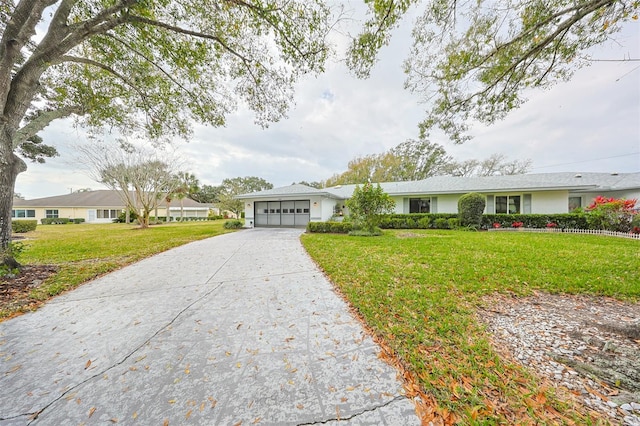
479 292 640 425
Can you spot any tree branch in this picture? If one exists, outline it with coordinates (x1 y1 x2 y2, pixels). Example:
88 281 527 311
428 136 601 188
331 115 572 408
13 105 83 148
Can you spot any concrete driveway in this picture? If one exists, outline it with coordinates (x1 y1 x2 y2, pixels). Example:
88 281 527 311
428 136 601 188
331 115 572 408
0 228 420 425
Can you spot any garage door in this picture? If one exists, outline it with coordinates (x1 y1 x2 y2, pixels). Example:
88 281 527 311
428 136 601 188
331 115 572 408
255 200 310 227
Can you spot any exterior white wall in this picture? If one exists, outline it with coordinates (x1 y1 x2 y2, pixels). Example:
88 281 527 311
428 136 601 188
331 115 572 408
530 191 568 214
435 195 459 213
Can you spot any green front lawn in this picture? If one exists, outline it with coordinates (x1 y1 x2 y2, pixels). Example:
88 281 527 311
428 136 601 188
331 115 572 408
3 221 236 319
301 230 639 424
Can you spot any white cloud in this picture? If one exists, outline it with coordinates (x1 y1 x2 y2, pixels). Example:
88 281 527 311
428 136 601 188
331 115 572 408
14 4 640 199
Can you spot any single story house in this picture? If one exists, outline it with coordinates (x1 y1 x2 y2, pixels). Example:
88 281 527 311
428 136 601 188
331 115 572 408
236 172 640 228
12 190 212 224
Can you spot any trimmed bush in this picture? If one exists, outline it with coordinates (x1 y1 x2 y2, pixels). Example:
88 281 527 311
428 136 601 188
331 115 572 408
307 221 353 234
434 218 450 229
458 192 486 229
12 220 37 233
379 213 457 229
482 213 588 230
223 219 244 229
41 218 82 225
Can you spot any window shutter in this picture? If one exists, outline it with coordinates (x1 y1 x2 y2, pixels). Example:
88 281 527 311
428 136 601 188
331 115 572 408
523 194 532 214
486 195 495 214
431 197 438 213
403 198 409 213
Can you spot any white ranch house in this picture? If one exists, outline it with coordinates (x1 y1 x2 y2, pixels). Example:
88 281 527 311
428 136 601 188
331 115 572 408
237 172 640 228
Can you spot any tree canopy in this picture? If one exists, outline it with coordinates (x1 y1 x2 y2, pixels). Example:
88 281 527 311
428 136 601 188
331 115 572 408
325 140 531 186
0 0 334 258
218 176 273 218
349 0 639 142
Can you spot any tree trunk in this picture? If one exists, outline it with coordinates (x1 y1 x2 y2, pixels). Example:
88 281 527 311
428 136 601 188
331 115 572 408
0 138 27 267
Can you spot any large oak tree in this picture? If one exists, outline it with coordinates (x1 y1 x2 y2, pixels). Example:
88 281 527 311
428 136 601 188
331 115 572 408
0 0 333 265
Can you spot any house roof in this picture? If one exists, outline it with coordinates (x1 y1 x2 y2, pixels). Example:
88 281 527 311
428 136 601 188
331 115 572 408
237 172 640 200
13 190 211 208
237 184 341 200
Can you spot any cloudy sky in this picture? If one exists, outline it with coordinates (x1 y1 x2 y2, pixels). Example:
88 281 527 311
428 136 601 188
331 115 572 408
15 3 640 199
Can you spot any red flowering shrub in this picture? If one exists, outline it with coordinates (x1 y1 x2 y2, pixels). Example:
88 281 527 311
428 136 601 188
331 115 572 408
493 222 501 228
512 221 523 228
546 222 557 228
586 196 637 232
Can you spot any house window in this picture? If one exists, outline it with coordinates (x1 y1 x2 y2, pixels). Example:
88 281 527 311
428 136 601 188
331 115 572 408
568 197 582 212
409 198 430 213
96 209 118 219
11 209 35 218
45 209 59 218
495 195 521 214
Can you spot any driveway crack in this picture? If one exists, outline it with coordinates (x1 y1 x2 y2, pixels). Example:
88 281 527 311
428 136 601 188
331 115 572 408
296 395 407 425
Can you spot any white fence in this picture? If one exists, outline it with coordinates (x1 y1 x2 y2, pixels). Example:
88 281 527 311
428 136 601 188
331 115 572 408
488 227 640 240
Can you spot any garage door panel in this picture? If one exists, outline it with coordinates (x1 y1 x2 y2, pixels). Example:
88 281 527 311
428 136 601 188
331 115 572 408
254 200 309 228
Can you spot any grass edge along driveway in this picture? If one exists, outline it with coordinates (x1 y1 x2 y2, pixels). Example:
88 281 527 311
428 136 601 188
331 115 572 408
301 229 639 425
2 221 236 320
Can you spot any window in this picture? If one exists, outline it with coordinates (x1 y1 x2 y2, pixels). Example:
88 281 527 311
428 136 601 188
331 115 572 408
96 209 118 219
11 209 35 218
303 208 310 213
495 195 521 214
409 198 430 213
45 209 59 218
568 197 582 212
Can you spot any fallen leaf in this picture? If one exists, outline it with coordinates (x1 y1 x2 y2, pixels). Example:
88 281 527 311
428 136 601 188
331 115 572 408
84 360 92 370
168 399 177 404
185 410 192 419
88 407 96 418
252 417 262 424
296 404 304 409
109 418 118 423
132 412 138 420
163 420 169 426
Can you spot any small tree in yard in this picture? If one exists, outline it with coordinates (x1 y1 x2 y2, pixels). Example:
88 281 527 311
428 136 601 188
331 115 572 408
458 193 486 229
346 183 395 236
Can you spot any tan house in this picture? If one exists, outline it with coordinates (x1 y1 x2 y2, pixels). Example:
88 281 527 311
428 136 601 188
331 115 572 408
12 190 212 224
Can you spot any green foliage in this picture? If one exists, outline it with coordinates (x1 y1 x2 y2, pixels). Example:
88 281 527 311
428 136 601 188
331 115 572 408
0 242 24 276
11 220 37 233
482 214 588 230
458 192 486 228
325 139 452 186
302 230 639 423
433 218 449 229
379 213 458 229
219 176 273 218
585 196 636 232
345 182 396 234
306 221 353 234
114 210 139 224
223 219 244 229
349 1 637 142
40 218 85 225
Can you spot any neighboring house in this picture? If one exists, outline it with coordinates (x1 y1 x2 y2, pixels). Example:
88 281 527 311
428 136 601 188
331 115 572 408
236 172 640 228
12 190 211 224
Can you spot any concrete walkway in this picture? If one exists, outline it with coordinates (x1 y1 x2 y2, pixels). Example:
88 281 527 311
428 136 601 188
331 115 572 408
0 228 420 425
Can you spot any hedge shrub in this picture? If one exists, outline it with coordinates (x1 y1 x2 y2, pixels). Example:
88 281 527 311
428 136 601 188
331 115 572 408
40 218 85 225
379 213 457 229
481 213 588 230
306 221 353 234
223 219 244 229
458 192 486 229
11 220 37 233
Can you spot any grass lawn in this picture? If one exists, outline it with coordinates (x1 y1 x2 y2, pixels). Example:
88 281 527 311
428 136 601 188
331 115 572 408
2 221 236 319
301 229 640 424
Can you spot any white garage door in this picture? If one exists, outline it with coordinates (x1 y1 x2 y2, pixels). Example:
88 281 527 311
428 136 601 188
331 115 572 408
254 200 310 227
